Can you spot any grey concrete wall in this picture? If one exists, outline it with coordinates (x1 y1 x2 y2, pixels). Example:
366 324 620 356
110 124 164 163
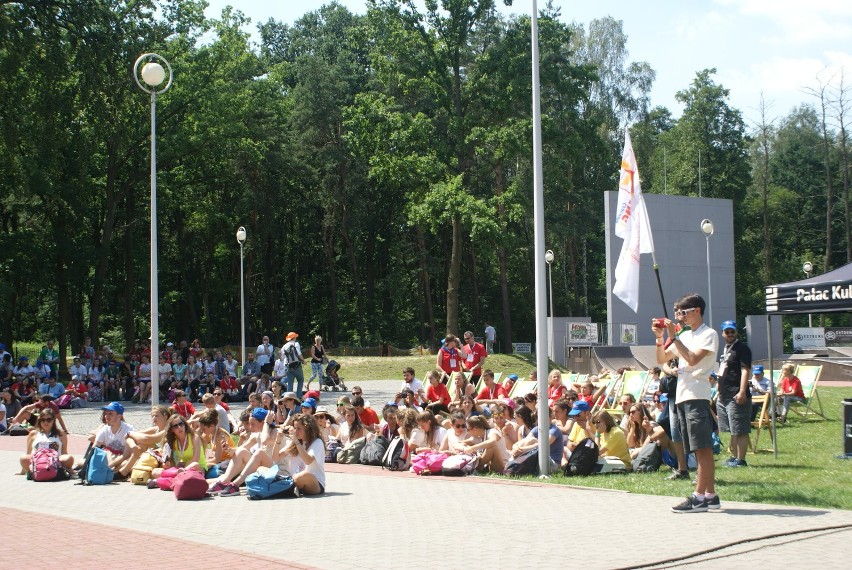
605 192 737 347
745 314 784 362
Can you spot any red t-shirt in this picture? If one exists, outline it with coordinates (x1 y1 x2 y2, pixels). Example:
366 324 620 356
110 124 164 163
438 347 461 374
476 383 507 401
426 382 451 406
358 407 380 427
548 384 567 404
462 342 487 374
171 400 196 419
219 377 239 393
781 376 805 400
67 381 88 395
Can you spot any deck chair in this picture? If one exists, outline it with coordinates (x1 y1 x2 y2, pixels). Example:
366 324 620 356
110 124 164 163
602 371 648 418
591 376 619 414
748 395 774 453
561 373 578 388
788 365 826 420
509 380 537 398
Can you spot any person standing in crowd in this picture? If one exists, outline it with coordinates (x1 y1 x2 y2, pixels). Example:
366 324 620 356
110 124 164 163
39 340 60 375
484 322 496 354
282 332 306 398
256 335 275 375
654 293 720 513
461 330 487 386
436 334 462 381
308 335 326 390
716 320 751 468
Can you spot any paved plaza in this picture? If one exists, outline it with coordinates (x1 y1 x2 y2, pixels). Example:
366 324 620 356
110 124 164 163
3 379 851 569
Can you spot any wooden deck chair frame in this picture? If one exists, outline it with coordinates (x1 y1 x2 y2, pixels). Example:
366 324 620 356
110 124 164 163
509 380 537 398
788 365 827 420
748 395 774 453
591 376 619 414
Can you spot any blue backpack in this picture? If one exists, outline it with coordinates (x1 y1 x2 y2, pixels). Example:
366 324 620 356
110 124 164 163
80 446 115 485
245 465 297 500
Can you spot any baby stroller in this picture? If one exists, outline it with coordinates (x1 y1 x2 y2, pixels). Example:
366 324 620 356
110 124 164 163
321 360 347 392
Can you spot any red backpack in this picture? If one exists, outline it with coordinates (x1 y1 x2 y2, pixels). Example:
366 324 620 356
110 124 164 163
172 470 209 500
30 448 61 482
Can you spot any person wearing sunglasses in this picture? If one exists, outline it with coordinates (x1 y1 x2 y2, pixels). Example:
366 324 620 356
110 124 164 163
716 320 752 468
18 408 74 476
155 414 207 478
591 410 632 472
652 293 719 513
439 411 470 454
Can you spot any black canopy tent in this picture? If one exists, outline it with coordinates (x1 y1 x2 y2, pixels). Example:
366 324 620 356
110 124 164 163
763 261 852 456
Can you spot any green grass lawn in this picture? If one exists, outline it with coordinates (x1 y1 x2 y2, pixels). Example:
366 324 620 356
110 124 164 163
500 387 852 510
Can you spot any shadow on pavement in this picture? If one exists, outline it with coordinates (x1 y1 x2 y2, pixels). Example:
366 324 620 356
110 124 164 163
719 507 829 517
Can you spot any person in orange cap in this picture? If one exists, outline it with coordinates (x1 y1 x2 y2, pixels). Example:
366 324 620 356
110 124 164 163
281 332 306 398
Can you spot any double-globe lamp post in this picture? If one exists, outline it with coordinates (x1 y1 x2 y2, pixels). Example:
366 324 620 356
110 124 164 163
237 227 247 368
803 261 813 327
700 219 714 329
134 53 172 406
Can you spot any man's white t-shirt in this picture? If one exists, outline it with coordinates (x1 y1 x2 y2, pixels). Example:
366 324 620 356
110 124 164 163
668 323 718 403
401 378 425 404
256 343 274 366
94 421 135 454
158 363 172 382
485 325 496 341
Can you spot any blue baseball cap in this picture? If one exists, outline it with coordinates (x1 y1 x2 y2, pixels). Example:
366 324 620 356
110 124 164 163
720 320 737 331
102 401 125 415
752 365 764 374
568 400 591 416
506 373 519 382
300 397 317 410
250 407 268 421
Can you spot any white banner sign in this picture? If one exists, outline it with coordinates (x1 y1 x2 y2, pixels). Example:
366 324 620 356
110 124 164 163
568 322 599 345
512 343 532 354
792 327 826 350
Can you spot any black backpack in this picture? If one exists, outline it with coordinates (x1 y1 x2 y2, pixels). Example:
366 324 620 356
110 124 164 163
503 447 540 476
564 438 598 476
381 436 410 471
360 436 389 466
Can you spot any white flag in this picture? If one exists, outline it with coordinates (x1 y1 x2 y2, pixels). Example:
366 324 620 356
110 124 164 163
613 130 655 313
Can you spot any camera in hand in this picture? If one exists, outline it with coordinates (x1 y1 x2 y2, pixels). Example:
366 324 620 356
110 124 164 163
654 318 666 329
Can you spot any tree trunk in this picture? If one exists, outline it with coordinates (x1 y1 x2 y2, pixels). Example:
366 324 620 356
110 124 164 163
416 225 436 349
493 164 511 350
56 214 70 378
123 191 136 353
469 242 480 330
340 215 365 344
818 92 834 273
323 225 339 346
446 215 462 335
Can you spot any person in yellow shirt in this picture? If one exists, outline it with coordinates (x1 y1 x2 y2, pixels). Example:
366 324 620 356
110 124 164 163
592 410 632 471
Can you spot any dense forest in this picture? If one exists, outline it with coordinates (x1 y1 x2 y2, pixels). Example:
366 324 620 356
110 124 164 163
1 0 850 360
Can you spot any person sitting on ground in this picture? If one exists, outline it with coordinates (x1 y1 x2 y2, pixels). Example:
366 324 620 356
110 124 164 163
510 407 563 474
352 396 379 432
463 415 510 473
299 398 317 416
197 408 235 471
565 400 595 458
209 407 275 496
626 404 654 457
14 377 37 406
424 368 452 417
396 407 419 450
618 394 637 430
313 405 339 443
38 375 65 400
779 363 805 423
401 366 427 408
11 394 69 434
337 404 368 446
280 412 326 495
170 390 196 419
65 376 88 408
447 395 486 428
394 388 422 412
135 355 152 403
439 411 470 454
92 402 135 475
491 402 518 451
18 408 74 476
151 413 207 478
592 410 632 472
514 404 536 441
378 403 399 440
190 393 233 434
120 406 172 476
551 398 575 440
412 410 447 454
2 390 21 428
185 354 203 401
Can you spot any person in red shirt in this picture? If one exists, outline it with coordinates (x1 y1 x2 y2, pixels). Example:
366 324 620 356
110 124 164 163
779 363 805 423
352 396 379 431
425 369 451 416
546 369 568 406
436 334 462 380
171 390 196 419
460 330 487 383
476 370 507 403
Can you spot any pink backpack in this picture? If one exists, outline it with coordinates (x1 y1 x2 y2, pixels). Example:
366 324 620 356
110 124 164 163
55 394 73 409
156 467 181 490
30 448 60 481
172 470 208 500
411 451 448 475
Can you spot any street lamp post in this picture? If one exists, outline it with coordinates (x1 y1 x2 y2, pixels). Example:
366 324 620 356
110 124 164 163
134 53 172 406
237 227 247 368
803 261 813 327
700 219 714 328
545 250 554 362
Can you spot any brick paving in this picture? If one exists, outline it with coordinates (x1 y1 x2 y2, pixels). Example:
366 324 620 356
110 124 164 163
3 378 851 569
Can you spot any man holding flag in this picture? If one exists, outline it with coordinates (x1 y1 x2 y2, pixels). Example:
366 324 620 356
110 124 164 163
613 130 656 313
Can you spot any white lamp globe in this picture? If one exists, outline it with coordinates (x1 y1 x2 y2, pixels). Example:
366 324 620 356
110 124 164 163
140 62 166 87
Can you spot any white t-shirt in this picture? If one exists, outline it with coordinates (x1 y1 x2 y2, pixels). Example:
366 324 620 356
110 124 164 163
0 402 6 430
94 421 134 454
485 326 496 341
158 363 172 382
224 359 238 378
287 437 326 490
256 343 275 366
401 378 425 404
668 323 718 403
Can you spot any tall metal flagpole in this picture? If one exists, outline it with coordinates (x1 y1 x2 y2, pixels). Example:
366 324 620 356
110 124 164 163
531 0 551 477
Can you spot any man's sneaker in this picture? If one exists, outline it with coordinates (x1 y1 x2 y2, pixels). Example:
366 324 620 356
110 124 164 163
209 481 228 494
705 494 721 510
219 483 240 497
671 494 708 513
666 469 690 481
723 456 738 467
728 459 748 468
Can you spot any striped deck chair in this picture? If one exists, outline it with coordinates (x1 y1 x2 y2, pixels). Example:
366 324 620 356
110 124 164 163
788 365 826 420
